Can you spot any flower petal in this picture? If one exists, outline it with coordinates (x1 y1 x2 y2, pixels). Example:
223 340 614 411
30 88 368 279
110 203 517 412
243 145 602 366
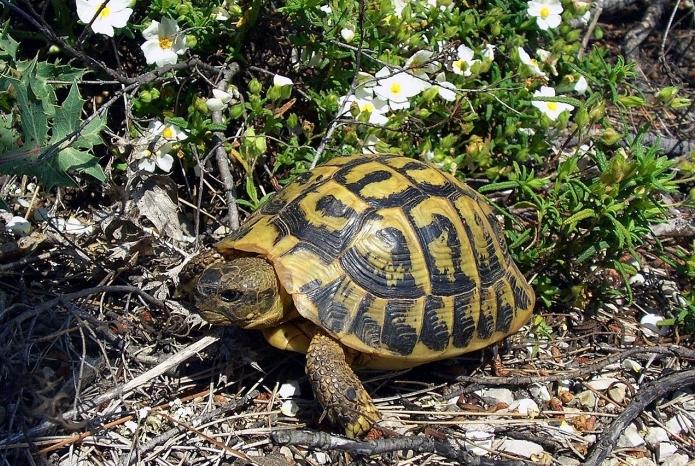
138 158 156 172
156 153 174 172
142 21 160 40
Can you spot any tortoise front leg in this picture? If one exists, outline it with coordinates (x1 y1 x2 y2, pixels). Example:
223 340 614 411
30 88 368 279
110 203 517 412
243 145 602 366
305 331 381 438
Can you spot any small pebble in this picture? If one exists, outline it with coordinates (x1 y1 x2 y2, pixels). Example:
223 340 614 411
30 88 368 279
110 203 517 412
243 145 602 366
660 453 688 466
313 452 329 464
280 400 299 417
622 359 642 373
608 384 627 404
645 426 669 447
640 313 669 337
463 430 493 456
530 383 552 402
5 216 31 236
656 442 678 462
586 377 619 391
617 423 645 448
665 414 693 434
509 398 540 417
556 456 581 466
499 439 544 458
629 273 645 285
474 388 514 406
278 380 301 398
576 390 596 409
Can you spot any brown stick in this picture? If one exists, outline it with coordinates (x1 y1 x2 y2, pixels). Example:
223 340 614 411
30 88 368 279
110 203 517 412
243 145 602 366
583 368 695 466
622 0 669 59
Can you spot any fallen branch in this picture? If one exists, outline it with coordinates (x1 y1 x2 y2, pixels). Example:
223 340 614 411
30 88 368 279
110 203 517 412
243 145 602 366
443 345 695 399
622 0 669 59
271 430 527 466
583 368 695 466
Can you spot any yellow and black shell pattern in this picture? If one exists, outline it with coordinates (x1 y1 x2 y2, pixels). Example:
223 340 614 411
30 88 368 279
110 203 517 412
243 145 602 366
216 155 535 366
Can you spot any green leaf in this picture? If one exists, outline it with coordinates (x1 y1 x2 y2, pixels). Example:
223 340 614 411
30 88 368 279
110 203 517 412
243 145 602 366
50 83 82 144
13 77 48 146
563 208 596 228
57 147 105 183
165 116 189 129
0 22 18 60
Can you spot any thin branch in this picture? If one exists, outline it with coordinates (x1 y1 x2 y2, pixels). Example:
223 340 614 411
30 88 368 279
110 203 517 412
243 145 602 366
584 369 695 466
271 430 528 466
578 0 604 59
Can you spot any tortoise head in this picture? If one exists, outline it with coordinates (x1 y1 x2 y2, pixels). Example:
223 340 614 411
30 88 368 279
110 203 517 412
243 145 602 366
194 256 288 329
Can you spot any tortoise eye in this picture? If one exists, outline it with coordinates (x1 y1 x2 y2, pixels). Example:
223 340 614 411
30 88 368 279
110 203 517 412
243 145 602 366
219 289 243 302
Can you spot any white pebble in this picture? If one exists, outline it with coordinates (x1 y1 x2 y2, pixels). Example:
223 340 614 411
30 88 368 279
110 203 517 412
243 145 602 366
629 273 645 285
124 420 138 433
510 398 540 417
660 453 689 466
586 377 619 391
474 388 514 406
55 217 94 236
640 313 669 337
576 390 597 409
622 359 642 373
278 380 301 398
617 423 645 448
5 216 31 236
608 384 628 404
656 442 678 462
530 383 552 402
313 452 329 464
645 426 669 447
280 400 299 417
556 456 581 466
498 439 544 458
463 430 493 456
665 414 693 434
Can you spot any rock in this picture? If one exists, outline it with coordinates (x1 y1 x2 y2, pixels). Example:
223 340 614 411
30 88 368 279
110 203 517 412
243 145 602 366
278 380 301 398
576 390 597 409
530 383 552 402
645 426 669 447
280 400 299 417
656 442 678 462
474 388 514 406
556 456 581 466
660 453 688 466
665 413 693 434
498 439 544 458
617 423 645 448
313 452 329 464
629 273 645 285
509 398 540 417
640 313 668 337
279 446 293 461
558 379 572 394
463 430 493 456
608 384 628 404
586 377 619 391
5 215 31 236
622 359 642 373
626 459 656 466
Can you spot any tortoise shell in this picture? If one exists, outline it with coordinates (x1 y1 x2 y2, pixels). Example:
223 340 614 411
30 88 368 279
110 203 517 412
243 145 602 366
216 155 534 366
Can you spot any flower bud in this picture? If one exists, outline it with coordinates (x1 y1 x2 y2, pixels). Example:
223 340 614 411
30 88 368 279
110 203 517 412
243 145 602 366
589 100 605 122
249 79 262 95
601 127 621 146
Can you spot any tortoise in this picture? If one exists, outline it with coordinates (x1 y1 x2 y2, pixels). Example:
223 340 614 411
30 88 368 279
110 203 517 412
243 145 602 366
184 155 534 438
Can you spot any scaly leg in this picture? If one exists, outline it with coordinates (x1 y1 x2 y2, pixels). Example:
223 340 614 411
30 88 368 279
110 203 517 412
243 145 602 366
305 331 381 438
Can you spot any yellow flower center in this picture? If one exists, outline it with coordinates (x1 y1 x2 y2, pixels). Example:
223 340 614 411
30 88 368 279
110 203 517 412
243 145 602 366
547 102 558 111
540 6 550 19
99 6 111 18
390 82 402 95
159 37 174 49
162 127 175 139
361 102 375 113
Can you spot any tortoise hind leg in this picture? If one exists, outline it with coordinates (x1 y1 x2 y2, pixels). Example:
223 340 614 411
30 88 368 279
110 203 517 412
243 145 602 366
306 331 381 438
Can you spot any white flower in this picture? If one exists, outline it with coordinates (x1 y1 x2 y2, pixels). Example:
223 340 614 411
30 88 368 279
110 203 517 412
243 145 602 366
206 88 236 111
338 95 389 125
434 72 456 101
574 75 589 95
527 0 563 30
452 45 479 77
273 74 293 87
427 0 454 11
149 120 188 142
319 5 332 14
140 18 188 67
532 86 575 121
340 27 355 43
518 47 547 77
214 4 230 21
76 0 133 37
138 150 174 172
482 44 495 62
373 66 422 110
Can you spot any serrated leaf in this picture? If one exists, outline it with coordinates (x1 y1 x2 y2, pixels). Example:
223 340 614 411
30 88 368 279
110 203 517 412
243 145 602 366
57 147 104 182
74 111 107 149
50 83 83 144
0 22 18 60
13 77 48 146
206 122 228 131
